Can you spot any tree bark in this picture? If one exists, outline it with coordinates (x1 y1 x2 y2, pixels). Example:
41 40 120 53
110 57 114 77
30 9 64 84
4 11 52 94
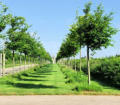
19 53 22 70
13 50 15 72
74 56 76 71
2 52 5 76
24 54 26 70
80 49 82 72
68 57 70 68
87 46 90 85
29 57 30 68
69 57 72 68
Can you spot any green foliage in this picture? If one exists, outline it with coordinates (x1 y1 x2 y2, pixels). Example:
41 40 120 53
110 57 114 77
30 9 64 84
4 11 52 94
56 1 118 85
0 2 12 38
56 37 79 61
6 16 29 52
0 2 52 62
57 2 117 62
59 65 103 92
56 24 80 61
90 57 120 87
79 3 118 51
68 56 120 88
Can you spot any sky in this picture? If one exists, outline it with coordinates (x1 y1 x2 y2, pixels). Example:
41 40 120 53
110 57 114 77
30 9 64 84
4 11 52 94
1 0 120 58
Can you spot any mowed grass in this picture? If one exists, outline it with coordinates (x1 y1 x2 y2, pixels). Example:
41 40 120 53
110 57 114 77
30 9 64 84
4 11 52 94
0 64 120 95
0 64 73 95
59 65 120 95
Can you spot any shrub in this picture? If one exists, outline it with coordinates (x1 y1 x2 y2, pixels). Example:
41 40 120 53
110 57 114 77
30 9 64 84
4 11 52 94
73 82 103 92
69 56 120 88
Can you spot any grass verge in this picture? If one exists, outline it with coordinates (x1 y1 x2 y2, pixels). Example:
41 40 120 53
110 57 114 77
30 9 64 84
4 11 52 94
59 64 120 95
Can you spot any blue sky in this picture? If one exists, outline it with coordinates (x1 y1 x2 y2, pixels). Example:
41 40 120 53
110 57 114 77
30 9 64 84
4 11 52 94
2 0 120 58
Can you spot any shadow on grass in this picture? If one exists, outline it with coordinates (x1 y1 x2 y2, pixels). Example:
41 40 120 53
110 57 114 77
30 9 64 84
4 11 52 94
8 82 57 89
36 70 57 74
18 78 48 82
29 72 52 75
6 64 58 89
92 78 120 90
24 75 47 78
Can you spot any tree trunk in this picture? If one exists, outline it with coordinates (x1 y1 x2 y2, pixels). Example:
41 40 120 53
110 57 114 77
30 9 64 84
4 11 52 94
13 50 15 72
69 57 72 68
66 58 70 67
28 56 31 68
2 52 5 76
68 58 70 67
74 56 76 71
80 49 82 72
87 46 90 85
20 53 22 65
29 57 30 68
19 53 22 70
24 54 26 70
33 58 34 64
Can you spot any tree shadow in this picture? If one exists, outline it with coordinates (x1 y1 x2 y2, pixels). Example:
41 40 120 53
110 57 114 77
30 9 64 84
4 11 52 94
8 82 57 89
6 64 58 89
18 78 48 82
92 78 120 90
30 72 52 75
27 70 57 76
25 75 47 78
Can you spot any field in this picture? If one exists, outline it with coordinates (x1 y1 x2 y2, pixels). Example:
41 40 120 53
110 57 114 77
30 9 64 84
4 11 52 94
0 64 73 95
0 63 120 95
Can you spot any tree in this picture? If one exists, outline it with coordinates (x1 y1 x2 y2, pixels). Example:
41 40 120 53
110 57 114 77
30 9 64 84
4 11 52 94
19 32 52 65
75 16 85 72
6 16 28 67
0 2 12 36
56 33 79 67
0 2 12 75
78 2 118 85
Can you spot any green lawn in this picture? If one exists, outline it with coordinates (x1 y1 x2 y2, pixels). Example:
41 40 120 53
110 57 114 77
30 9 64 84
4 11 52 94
59 65 120 95
0 64 120 95
0 64 73 95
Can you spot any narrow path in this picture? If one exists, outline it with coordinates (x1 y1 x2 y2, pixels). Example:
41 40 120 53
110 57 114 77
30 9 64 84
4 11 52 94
5 64 36 73
38 64 73 94
0 95 120 105
0 64 37 76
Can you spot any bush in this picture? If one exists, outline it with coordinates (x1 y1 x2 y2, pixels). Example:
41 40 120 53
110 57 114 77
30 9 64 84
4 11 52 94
74 82 103 92
90 57 120 87
69 56 120 88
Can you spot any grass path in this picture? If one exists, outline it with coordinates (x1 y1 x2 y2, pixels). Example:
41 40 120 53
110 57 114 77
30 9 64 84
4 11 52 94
0 64 73 95
0 64 120 95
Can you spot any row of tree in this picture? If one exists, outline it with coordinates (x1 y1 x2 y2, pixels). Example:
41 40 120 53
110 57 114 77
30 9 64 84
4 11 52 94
56 2 118 85
0 2 52 68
